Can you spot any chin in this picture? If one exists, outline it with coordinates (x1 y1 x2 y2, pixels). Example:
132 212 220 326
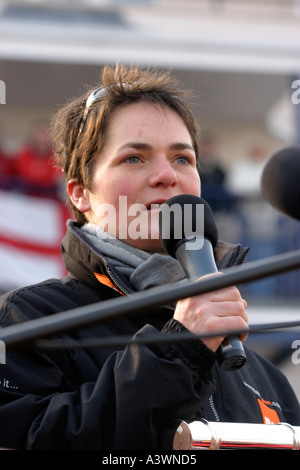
126 237 165 254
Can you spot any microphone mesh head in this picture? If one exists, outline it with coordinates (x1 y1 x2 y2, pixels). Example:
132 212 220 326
261 146 300 221
159 194 218 257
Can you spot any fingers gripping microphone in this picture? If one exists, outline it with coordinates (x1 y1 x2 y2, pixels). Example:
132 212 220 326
261 146 300 221
159 194 246 372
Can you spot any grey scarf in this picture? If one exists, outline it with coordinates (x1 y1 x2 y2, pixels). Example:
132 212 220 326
81 223 186 291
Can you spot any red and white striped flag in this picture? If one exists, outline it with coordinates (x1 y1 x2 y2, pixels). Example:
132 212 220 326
0 190 70 292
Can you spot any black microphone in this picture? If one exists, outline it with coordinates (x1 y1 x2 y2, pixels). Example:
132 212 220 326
260 146 300 221
159 194 247 372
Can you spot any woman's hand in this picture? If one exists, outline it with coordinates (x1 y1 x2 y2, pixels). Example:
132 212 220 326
173 273 248 352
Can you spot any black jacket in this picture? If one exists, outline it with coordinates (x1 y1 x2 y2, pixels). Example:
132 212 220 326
0 220 299 450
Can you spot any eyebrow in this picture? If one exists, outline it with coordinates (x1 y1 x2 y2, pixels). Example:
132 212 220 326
169 142 195 151
118 141 195 152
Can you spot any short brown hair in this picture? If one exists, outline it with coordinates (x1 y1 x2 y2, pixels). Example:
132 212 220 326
50 63 200 224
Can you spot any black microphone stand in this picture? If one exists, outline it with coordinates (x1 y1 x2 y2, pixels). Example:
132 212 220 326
1 249 300 349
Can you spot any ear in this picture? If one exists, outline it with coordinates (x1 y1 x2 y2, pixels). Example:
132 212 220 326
67 179 91 213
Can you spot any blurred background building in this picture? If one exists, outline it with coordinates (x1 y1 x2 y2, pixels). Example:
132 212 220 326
0 0 300 396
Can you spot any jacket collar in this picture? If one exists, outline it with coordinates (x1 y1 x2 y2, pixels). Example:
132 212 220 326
61 219 249 293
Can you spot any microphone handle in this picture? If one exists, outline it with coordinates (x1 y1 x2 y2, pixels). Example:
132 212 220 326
175 237 247 372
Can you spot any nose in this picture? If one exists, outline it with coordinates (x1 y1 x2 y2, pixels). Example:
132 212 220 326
148 157 178 188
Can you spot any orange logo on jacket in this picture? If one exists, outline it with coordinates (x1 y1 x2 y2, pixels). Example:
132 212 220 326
257 398 280 424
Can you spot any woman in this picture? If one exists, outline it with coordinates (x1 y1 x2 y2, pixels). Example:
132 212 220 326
0 64 298 450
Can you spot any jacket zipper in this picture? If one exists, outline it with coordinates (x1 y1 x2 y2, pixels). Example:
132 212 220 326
209 395 220 422
106 267 132 296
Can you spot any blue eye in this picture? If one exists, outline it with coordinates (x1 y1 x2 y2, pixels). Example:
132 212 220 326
176 156 189 165
125 155 141 164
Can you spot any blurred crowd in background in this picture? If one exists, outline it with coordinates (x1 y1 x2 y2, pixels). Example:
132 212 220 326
0 122 63 199
0 122 69 294
199 132 300 304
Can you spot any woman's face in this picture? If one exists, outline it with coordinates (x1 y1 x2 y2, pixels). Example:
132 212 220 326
68 101 201 252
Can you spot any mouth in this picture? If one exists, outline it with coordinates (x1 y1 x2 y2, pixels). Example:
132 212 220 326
146 200 167 210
